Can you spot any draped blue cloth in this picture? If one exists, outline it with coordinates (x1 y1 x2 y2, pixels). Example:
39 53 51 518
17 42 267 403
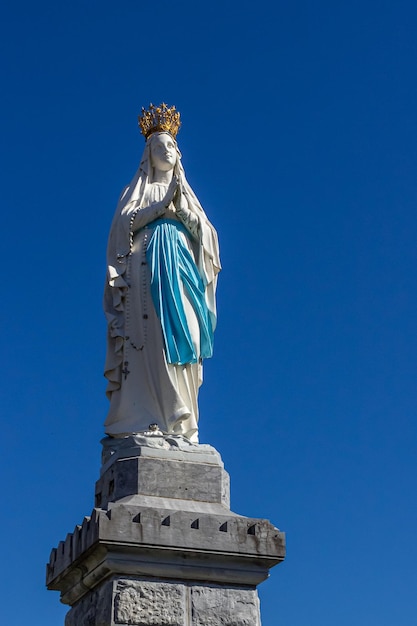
146 219 213 365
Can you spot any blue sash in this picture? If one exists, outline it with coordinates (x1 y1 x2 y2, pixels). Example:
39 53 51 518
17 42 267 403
146 219 213 365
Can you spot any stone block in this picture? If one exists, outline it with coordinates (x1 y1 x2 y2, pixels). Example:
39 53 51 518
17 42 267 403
191 585 261 626
65 579 113 626
114 580 185 625
64 577 262 626
95 454 230 510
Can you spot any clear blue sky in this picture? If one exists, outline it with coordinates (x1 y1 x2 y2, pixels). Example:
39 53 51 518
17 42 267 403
2 1 417 624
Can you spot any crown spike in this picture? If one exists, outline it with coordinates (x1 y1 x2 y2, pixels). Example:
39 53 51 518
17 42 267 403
138 103 181 140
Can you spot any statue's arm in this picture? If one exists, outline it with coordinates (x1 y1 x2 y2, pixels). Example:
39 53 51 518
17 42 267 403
130 201 166 232
174 191 200 239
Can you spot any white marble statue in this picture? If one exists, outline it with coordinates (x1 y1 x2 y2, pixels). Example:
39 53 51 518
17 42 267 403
104 104 220 442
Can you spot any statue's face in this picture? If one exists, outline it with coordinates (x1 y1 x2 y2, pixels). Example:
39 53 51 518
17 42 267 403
150 133 177 172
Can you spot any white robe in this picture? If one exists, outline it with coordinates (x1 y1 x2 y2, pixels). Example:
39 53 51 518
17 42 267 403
103 142 220 441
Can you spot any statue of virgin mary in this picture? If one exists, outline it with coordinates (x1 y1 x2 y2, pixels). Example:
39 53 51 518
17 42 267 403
104 104 220 443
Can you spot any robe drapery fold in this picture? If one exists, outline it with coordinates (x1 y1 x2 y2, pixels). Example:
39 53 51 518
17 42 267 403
147 218 214 365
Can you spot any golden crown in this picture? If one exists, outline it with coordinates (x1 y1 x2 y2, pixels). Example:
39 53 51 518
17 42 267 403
138 103 181 139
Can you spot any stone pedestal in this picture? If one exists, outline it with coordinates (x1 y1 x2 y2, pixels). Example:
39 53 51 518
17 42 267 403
47 436 285 625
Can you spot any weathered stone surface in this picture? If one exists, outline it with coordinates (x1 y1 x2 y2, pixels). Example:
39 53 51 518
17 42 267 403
48 445 285 624
47 503 285 605
65 579 113 626
95 454 230 510
191 586 261 626
64 577 262 626
114 579 185 625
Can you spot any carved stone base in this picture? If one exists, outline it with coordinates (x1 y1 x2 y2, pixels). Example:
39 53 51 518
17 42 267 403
65 576 261 626
47 440 285 625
